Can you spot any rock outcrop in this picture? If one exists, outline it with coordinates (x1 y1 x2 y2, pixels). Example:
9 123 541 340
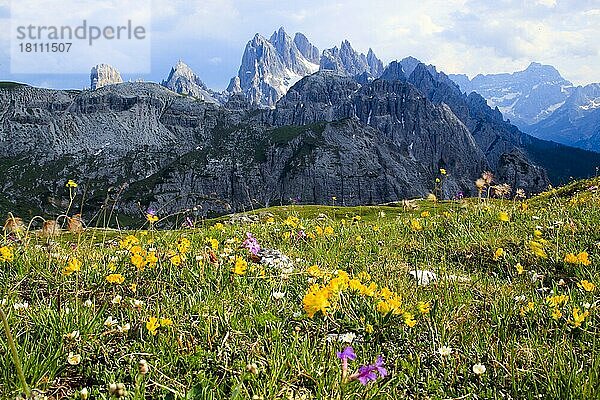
90 64 123 90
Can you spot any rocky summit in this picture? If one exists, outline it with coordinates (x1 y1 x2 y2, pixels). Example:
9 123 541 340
227 27 320 107
161 60 227 104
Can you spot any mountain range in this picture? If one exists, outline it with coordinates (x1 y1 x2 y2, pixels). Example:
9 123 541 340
0 27 599 223
449 63 600 153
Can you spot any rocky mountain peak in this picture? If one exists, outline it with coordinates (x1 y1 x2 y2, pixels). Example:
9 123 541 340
162 60 222 103
380 61 407 82
320 40 383 78
228 28 319 107
90 64 123 90
294 32 320 64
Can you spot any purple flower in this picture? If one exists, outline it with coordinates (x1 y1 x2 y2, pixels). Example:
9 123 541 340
373 356 388 378
336 346 357 361
352 355 387 385
356 365 378 384
146 208 157 216
184 216 194 228
242 232 261 255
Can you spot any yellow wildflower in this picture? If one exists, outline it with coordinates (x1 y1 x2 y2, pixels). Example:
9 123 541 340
170 254 182 267
177 237 191 254
63 258 82 276
417 301 431 314
206 238 219 251
106 274 125 284
421 211 430 218
577 252 591 266
493 248 504 261
551 308 562 320
232 257 247 275
145 251 158 267
131 253 146 270
146 213 158 223
578 280 595 292
66 179 78 188
410 219 423 231
0 246 14 262
529 240 548 259
440 168 447 175
498 212 510 222
303 285 330 318
569 307 589 328
159 318 173 327
324 226 334 236
146 317 160 335
403 312 417 328
515 263 524 275
546 294 569 308
376 301 392 314
307 264 323 278
119 235 139 250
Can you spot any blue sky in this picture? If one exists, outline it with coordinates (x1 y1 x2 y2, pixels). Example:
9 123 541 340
0 0 598 90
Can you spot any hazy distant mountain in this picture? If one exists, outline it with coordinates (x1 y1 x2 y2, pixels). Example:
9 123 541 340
161 60 226 104
449 62 573 129
226 27 319 107
528 83 600 152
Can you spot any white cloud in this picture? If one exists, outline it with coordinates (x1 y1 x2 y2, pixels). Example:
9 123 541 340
1 0 598 87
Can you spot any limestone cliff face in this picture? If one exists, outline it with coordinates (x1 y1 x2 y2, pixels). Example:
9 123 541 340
90 64 123 90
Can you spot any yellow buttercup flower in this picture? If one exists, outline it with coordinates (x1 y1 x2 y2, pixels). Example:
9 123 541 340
106 274 125 284
232 257 248 275
403 312 417 328
578 280 595 292
0 246 14 262
303 284 330 318
417 301 431 314
63 258 82 276
410 219 423 231
66 179 78 188
493 248 504 261
569 307 589 328
515 263 524 275
551 308 562 320
498 212 510 222
146 317 160 335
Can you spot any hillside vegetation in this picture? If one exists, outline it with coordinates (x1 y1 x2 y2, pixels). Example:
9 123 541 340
1 176 600 399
